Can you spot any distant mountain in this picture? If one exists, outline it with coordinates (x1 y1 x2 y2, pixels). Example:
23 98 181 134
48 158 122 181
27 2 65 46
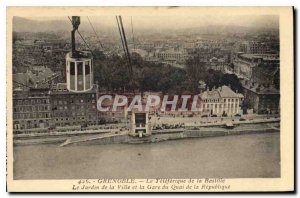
13 17 113 33
183 25 278 35
13 17 278 34
13 17 72 32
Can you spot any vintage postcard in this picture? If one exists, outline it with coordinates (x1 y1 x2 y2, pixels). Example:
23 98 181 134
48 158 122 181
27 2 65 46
6 6 294 192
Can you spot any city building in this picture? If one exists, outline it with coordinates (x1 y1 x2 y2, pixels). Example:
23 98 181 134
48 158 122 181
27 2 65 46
242 80 280 114
237 41 276 54
13 89 51 130
208 57 226 71
232 53 279 79
155 49 188 64
199 85 244 116
97 92 128 123
50 83 98 127
251 63 279 88
13 16 99 131
13 66 59 91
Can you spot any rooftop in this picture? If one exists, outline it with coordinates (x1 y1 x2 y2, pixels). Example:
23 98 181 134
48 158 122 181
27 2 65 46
13 66 57 90
50 83 98 94
241 80 279 95
239 53 279 61
200 85 244 100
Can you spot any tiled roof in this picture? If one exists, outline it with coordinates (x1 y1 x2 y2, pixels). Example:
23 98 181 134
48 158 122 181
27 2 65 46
219 85 243 98
200 85 243 100
200 89 221 100
27 66 55 84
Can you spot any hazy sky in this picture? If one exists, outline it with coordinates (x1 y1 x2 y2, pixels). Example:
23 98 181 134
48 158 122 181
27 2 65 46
25 15 279 30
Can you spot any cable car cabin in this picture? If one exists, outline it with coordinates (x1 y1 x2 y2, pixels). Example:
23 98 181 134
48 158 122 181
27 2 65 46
66 51 93 93
130 111 151 138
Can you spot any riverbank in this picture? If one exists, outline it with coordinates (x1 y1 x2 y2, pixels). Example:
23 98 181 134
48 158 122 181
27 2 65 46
69 122 279 145
13 120 280 146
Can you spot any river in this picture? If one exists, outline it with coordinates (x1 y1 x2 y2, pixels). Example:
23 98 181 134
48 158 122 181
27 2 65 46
13 132 280 179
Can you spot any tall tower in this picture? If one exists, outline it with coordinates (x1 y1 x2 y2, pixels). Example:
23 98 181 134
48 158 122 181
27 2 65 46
66 16 94 92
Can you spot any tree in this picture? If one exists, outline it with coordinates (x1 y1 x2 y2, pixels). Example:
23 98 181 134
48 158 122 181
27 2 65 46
185 55 207 93
203 70 243 93
220 73 243 93
93 50 192 94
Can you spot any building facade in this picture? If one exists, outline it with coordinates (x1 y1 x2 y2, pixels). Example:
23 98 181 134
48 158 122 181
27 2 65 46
50 83 98 127
199 85 244 116
242 80 280 114
233 53 279 80
13 89 51 130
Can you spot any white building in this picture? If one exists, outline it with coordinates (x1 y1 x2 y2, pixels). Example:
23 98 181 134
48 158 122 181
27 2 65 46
155 49 188 63
200 85 244 116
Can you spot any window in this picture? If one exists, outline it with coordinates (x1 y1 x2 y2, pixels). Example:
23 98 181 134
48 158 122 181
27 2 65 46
85 61 90 74
77 62 83 75
70 62 75 75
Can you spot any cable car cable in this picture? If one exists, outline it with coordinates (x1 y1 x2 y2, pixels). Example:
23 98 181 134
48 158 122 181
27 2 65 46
67 16 93 54
87 16 104 49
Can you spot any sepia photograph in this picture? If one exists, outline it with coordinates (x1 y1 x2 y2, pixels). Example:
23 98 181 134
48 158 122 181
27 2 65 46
6 6 294 192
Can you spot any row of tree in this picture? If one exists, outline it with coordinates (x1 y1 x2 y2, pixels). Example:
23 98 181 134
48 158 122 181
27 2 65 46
93 49 243 94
